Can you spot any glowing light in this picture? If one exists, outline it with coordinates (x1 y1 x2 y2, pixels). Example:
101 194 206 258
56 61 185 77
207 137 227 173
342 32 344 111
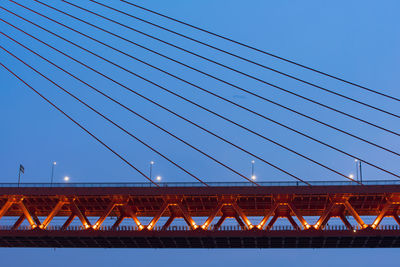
53 161 57 165
353 229 357 233
64 176 70 182
256 225 262 229
251 175 256 180
251 160 255 164
150 161 154 165
354 159 359 162
156 176 162 181
349 174 354 179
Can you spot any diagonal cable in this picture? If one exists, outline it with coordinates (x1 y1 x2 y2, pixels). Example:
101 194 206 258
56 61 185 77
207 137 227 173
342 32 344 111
0 61 159 186
1 30 354 183
0 22 302 184
2 37 257 186
0 14 359 184
0 45 209 186
1 7 397 180
30 0 400 136
118 0 400 103
53 0 400 157
69 0 400 120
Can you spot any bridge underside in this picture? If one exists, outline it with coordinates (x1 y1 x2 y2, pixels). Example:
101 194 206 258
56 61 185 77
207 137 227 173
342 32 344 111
1 230 400 248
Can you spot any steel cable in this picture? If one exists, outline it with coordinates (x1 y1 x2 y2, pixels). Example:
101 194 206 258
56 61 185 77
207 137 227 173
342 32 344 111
0 19 306 184
2 5 398 180
118 0 400 103
0 61 159 186
31 0 400 136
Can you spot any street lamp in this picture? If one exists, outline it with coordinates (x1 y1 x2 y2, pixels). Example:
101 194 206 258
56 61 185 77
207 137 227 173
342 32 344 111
150 161 154 180
64 176 70 182
51 161 57 185
354 159 363 183
156 176 162 182
18 164 25 187
251 160 255 180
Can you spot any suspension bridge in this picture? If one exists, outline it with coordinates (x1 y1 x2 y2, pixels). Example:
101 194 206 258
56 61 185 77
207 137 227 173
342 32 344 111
1 0 400 248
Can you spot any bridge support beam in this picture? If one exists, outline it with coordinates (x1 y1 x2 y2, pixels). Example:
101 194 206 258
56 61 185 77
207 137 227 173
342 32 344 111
202 202 223 230
231 202 252 229
344 200 366 229
70 201 91 229
214 214 227 230
288 202 309 229
286 215 300 230
0 198 15 220
339 214 353 230
147 202 169 230
314 202 335 230
61 214 76 230
93 202 117 229
371 203 392 229
41 200 66 229
266 214 279 230
12 215 25 230
258 203 278 229
393 214 400 226
18 201 39 229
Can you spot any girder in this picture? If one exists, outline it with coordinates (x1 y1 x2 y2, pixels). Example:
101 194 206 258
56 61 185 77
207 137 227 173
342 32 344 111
0 184 399 248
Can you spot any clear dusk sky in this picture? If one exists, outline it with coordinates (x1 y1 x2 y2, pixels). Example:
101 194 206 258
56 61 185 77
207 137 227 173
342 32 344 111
1 0 400 266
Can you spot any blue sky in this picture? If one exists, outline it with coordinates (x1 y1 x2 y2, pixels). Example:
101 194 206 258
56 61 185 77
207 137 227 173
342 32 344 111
1 0 400 265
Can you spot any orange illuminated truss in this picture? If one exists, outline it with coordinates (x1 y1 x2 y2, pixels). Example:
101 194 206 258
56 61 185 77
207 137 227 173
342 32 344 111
0 183 400 248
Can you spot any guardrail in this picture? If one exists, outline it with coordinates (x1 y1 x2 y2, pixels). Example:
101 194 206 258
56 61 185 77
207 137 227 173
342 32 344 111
0 224 399 231
0 180 400 188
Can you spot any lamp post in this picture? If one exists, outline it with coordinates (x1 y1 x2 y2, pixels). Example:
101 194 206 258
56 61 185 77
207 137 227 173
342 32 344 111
251 160 256 180
355 159 363 183
149 161 154 181
51 161 57 185
18 164 24 187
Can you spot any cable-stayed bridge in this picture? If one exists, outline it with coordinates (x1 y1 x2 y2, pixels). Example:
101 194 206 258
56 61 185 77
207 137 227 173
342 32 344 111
1 0 400 248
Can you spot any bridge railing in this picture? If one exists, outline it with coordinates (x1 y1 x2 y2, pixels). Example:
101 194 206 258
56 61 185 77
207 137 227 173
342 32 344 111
0 224 399 231
0 180 400 188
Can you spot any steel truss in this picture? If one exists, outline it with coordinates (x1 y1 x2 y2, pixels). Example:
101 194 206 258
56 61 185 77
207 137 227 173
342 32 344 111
0 184 400 248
